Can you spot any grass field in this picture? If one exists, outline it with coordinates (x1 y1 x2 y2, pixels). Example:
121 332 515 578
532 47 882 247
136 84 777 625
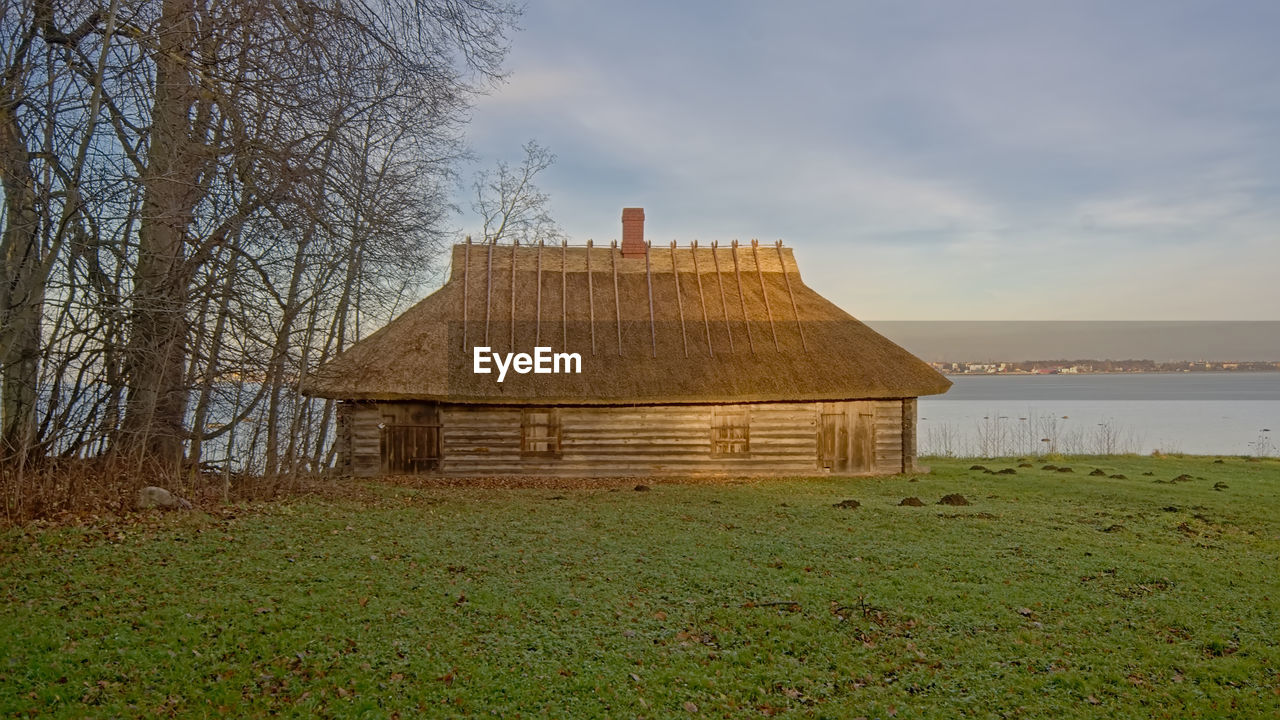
2 456 1278 718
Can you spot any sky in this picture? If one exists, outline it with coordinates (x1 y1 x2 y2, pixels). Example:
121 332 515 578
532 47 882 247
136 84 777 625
456 0 1280 320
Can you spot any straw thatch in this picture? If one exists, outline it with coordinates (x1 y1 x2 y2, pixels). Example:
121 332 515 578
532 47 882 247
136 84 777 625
302 241 950 404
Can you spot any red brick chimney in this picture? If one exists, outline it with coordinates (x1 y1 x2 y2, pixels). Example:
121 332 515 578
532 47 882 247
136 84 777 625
621 208 646 258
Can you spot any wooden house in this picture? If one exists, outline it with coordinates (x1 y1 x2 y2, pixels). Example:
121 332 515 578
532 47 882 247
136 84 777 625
302 208 951 477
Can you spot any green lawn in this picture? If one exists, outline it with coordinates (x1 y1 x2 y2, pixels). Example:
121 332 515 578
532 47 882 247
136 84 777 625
3 456 1279 718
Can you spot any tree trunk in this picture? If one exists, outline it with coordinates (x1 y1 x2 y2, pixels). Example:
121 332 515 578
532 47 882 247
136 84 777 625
119 0 202 472
0 104 44 462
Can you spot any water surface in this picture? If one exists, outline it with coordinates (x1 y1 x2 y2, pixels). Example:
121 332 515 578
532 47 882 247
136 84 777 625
918 373 1278 456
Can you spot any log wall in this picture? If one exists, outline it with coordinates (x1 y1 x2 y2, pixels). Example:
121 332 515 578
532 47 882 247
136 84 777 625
338 398 918 478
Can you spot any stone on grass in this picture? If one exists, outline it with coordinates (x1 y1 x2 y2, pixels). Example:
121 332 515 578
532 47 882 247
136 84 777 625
138 486 191 510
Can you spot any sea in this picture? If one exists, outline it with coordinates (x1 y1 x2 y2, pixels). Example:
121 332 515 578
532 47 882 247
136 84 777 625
917 373 1279 457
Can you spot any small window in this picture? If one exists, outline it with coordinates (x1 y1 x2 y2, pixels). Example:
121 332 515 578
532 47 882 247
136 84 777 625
521 408 562 457
711 407 750 455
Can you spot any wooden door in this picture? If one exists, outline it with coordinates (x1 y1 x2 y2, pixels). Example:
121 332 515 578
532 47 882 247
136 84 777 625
820 413 848 471
850 411 874 473
380 404 441 474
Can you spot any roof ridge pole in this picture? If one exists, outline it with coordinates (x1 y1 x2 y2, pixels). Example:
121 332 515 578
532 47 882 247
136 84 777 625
672 241 688 358
510 239 518 352
777 240 807 352
561 239 568 347
712 240 733 353
586 239 596 355
612 240 622 356
732 240 754 355
645 240 656 358
753 239 779 352
535 240 543 347
462 237 470 351
691 240 712 357
484 239 493 346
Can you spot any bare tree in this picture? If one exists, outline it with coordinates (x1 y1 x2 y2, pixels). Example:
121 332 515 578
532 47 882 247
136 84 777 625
1 0 521 518
472 140 562 244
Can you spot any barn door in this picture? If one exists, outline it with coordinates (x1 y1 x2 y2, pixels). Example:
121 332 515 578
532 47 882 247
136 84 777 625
850 411 874 473
380 405 442 474
820 413 848 471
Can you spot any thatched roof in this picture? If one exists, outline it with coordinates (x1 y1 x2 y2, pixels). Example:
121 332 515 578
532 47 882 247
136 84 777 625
302 240 951 403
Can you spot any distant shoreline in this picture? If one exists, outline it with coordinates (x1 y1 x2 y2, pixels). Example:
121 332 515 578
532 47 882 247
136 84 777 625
939 369 1280 376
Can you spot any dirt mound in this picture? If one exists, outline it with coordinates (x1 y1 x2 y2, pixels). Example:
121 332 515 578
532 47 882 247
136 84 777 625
969 464 988 471
899 497 925 507
1017 462 1033 468
995 468 1017 475
1089 469 1107 476
1056 467 1074 473
833 499 861 509
938 493 970 506
634 484 651 492
1042 464 1058 471
1109 474 1127 479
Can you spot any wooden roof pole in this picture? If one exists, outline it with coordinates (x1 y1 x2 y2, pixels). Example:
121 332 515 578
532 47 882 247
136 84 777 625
753 239 779 352
461 237 470 351
561 240 568 347
484 240 493 346
645 240 656 358
510 240 518 351
691 240 712 357
612 240 622 356
777 240 807 352
535 240 543 347
586 239 596 355
671 241 689 357
712 240 733 353
732 240 754 354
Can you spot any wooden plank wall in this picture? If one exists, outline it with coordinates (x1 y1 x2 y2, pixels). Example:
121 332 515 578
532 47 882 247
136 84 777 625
337 398 919 477
873 400 904 474
440 402 820 476
339 401 383 477
901 398 917 473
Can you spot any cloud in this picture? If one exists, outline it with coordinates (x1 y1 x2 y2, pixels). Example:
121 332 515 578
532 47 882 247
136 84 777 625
456 1 1280 319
